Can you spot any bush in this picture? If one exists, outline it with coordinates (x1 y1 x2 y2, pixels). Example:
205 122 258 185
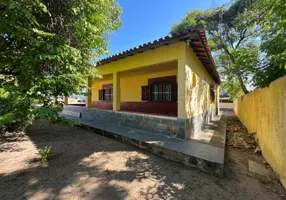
0 88 80 134
0 89 33 133
37 146 53 162
0 113 32 132
33 106 81 126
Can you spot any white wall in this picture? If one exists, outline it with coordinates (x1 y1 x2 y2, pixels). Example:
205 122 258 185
219 102 233 110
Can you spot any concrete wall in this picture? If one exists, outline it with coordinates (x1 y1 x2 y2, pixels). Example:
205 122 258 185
64 106 186 139
234 75 286 188
185 45 217 139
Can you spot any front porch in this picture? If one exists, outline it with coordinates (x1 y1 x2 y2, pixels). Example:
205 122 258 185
89 60 179 117
64 105 186 139
61 31 225 174
62 105 226 176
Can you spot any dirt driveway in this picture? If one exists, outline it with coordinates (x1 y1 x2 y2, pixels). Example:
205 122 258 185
0 118 285 200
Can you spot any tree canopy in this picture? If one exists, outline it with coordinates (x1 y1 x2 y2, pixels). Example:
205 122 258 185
170 0 285 99
0 0 122 131
250 0 286 87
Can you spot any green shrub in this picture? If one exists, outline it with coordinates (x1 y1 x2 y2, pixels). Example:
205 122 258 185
33 106 81 126
0 88 80 133
0 112 32 132
37 146 53 162
0 89 33 133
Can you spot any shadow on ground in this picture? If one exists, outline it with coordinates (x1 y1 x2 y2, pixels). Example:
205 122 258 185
0 119 284 200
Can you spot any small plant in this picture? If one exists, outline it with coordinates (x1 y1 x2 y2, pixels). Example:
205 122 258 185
37 146 53 162
33 106 81 126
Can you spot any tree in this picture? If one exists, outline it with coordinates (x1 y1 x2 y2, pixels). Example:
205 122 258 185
0 0 122 131
170 0 259 97
217 42 259 98
250 0 286 87
171 0 286 97
171 0 259 99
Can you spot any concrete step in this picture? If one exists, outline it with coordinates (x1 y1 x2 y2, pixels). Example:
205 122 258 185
61 113 225 176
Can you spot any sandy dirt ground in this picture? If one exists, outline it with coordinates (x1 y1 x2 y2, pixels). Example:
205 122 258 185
0 116 285 200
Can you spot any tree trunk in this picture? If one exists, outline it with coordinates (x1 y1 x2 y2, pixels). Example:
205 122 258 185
221 44 250 94
237 72 249 94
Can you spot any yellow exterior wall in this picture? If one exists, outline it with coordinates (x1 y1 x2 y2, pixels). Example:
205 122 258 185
177 47 187 118
91 62 177 102
93 42 187 116
91 41 218 117
113 72 120 110
86 78 92 108
96 42 186 76
119 62 177 102
234 75 286 188
185 46 216 119
91 74 113 101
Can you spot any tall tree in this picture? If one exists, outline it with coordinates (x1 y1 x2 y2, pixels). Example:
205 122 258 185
250 0 286 87
0 0 122 131
170 0 259 96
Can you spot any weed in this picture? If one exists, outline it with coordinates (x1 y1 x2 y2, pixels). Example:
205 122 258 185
37 146 53 162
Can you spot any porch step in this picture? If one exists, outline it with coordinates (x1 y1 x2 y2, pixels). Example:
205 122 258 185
61 113 225 176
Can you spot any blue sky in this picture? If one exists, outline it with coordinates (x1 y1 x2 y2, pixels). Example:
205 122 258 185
103 0 222 59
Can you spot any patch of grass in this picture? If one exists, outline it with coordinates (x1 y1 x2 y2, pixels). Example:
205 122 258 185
37 146 53 162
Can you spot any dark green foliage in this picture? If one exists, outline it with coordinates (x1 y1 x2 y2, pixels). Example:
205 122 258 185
170 0 258 97
0 89 33 132
171 0 285 98
0 0 121 132
33 105 81 126
254 63 286 88
251 0 286 87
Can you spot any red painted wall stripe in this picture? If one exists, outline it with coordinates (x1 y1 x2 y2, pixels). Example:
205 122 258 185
148 75 176 85
92 101 177 116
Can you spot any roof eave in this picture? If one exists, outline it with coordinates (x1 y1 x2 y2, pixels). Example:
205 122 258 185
97 29 198 66
96 28 221 84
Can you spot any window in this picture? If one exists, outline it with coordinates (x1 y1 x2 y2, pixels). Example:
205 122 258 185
152 82 172 102
99 88 113 101
141 81 177 102
104 88 113 101
141 85 150 101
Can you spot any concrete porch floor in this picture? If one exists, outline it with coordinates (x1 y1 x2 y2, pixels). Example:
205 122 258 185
117 110 177 118
192 114 227 148
61 110 227 176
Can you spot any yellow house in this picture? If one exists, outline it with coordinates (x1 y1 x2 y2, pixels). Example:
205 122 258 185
85 28 220 139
